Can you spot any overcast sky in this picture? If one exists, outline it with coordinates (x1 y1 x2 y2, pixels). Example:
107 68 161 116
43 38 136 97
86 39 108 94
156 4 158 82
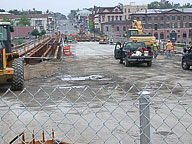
1 0 191 15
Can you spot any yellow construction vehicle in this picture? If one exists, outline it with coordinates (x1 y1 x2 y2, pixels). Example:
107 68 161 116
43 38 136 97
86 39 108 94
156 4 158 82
127 20 156 46
0 22 24 90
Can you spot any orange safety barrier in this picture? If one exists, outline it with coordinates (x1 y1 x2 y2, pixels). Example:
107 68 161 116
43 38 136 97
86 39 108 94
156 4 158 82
64 45 72 56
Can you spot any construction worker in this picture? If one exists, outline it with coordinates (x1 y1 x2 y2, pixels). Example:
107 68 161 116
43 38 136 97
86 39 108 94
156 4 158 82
152 41 159 58
166 40 173 58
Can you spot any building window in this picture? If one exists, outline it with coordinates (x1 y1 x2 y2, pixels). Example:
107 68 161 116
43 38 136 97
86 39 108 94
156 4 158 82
125 15 127 20
112 16 114 21
142 17 145 21
125 9 126 13
183 16 186 20
148 24 152 29
123 26 126 31
143 24 145 29
167 30 169 32
177 16 180 20
189 30 192 37
148 17 151 21
160 33 164 39
178 22 180 28
115 16 118 21
106 26 109 32
167 16 170 20
189 23 192 27
161 16 164 20
178 30 180 32
120 16 122 21
154 24 158 30
128 9 130 13
154 32 158 39
154 16 158 20
183 32 187 38
178 35 180 38
160 24 164 29
167 35 169 38
117 26 120 31
108 16 110 22
190 16 192 20
137 17 140 21
102 16 105 22
166 24 170 28
172 16 175 20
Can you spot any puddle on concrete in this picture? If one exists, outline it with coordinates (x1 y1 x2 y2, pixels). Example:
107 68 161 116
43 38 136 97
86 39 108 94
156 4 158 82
155 131 174 136
60 75 104 81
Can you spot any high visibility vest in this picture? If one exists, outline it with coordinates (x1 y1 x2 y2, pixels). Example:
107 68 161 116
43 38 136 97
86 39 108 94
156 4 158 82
166 43 172 50
153 44 158 51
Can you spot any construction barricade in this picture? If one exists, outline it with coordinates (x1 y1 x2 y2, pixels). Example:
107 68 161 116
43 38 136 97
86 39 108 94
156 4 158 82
63 45 72 56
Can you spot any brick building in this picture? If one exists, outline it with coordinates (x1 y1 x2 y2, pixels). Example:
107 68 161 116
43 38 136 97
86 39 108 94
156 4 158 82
0 13 55 32
101 21 131 37
130 8 192 43
93 5 123 32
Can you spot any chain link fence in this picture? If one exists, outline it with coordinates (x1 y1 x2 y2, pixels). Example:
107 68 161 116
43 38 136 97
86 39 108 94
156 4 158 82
0 83 192 144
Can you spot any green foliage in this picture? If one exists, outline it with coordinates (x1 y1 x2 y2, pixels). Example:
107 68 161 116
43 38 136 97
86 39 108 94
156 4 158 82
13 39 24 45
31 29 40 37
8 9 42 15
89 21 95 32
18 14 30 26
1 16 14 25
40 29 46 36
148 1 192 9
9 9 20 15
0 9 5 12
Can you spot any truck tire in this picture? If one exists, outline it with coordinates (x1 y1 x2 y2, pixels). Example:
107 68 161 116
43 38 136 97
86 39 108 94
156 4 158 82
11 59 24 91
125 59 130 67
147 61 152 67
182 61 190 70
119 59 123 64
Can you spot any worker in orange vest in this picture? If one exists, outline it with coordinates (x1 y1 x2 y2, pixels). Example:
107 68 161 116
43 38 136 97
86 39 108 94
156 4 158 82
166 40 173 58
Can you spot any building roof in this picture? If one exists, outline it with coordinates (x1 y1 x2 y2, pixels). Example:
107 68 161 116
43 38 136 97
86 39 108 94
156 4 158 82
94 6 123 14
134 8 192 14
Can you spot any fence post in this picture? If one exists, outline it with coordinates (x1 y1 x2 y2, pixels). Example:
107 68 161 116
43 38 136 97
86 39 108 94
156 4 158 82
139 91 150 144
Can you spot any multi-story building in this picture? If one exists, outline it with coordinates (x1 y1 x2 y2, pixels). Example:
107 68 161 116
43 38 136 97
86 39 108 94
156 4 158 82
0 13 55 32
130 8 192 43
77 9 92 23
93 5 123 33
123 2 147 21
93 3 147 37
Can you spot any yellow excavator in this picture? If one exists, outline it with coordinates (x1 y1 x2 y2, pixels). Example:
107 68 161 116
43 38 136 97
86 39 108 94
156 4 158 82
127 20 156 46
0 22 24 90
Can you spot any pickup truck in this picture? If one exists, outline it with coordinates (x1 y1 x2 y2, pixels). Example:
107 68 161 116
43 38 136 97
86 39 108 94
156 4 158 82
182 47 192 70
114 41 153 67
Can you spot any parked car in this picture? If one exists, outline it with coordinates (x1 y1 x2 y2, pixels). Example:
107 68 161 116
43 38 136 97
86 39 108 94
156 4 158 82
114 41 153 67
182 47 192 70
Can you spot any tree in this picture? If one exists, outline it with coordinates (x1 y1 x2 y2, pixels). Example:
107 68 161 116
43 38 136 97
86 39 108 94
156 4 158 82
1 16 14 25
89 21 95 32
18 14 30 26
0 9 5 12
31 29 40 38
40 29 46 36
9 9 20 15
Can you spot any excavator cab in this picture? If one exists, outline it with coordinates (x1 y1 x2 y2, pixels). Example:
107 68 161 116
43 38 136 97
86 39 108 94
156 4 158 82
0 22 24 90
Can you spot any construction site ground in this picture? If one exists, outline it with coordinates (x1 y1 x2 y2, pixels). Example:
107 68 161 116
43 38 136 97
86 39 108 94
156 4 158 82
22 42 191 90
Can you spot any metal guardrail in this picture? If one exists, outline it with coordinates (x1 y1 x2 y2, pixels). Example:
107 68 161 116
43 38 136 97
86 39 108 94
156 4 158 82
0 83 192 143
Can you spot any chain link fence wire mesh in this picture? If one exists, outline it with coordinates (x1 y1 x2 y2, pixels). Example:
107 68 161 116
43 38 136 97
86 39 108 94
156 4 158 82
0 83 192 144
